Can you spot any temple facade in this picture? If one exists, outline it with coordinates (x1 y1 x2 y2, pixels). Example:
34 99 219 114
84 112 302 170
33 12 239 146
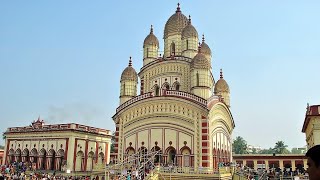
302 104 320 148
113 4 235 170
3 118 112 173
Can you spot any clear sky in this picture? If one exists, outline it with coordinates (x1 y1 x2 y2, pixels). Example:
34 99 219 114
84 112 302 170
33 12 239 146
0 1 319 150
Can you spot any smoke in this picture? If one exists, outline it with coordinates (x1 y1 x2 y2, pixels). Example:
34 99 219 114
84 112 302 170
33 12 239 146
45 103 104 125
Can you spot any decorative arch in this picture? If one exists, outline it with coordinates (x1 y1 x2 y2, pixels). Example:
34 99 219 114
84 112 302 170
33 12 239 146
162 82 170 90
125 146 135 155
180 146 191 167
29 148 38 165
165 146 176 165
22 148 29 163
98 152 105 165
87 151 95 171
15 149 22 162
56 149 65 171
170 42 176 56
75 151 84 171
138 146 148 163
47 149 56 170
8 149 15 163
38 148 47 170
172 81 180 91
151 146 162 164
152 84 160 96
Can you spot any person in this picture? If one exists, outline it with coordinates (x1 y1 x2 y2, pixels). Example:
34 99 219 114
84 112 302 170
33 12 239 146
305 145 320 180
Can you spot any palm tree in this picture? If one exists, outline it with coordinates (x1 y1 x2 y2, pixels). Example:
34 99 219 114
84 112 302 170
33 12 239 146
273 141 288 154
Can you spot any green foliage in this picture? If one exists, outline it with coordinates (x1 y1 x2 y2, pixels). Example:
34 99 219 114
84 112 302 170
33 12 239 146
232 136 248 154
291 148 305 154
260 148 274 154
273 141 289 154
0 145 4 149
2 132 6 140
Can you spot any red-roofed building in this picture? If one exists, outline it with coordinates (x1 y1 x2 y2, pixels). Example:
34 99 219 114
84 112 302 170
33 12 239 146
3 117 112 177
302 104 320 148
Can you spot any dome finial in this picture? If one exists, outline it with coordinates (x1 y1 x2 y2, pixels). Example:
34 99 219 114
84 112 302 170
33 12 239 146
188 15 191 24
220 69 223 79
202 34 205 43
150 25 153 34
176 2 181 13
129 56 132 67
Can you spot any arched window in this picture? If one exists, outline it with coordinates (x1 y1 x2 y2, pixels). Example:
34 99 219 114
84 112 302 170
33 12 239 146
147 48 149 58
151 146 161 164
139 147 148 163
172 81 180 91
166 147 176 165
153 85 160 96
47 149 56 170
196 72 199 86
170 42 175 56
56 149 65 171
186 40 189 50
162 82 170 90
181 148 191 167
123 83 126 95
39 149 47 170
87 151 95 171
75 151 84 171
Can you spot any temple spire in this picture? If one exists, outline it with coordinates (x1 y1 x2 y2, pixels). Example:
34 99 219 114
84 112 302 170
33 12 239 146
176 3 181 13
202 34 205 43
129 56 132 67
220 69 223 79
150 25 153 34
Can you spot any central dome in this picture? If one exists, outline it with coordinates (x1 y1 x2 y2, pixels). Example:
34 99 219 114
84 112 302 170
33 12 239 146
164 4 188 39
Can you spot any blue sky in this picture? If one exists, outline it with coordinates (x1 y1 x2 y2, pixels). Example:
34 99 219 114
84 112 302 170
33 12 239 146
0 1 319 149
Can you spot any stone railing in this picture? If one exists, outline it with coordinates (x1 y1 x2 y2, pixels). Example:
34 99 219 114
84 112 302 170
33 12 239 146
116 91 208 113
116 92 153 113
165 90 207 107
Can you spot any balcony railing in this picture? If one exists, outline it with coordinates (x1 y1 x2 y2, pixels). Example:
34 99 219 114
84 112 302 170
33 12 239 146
116 90 208 113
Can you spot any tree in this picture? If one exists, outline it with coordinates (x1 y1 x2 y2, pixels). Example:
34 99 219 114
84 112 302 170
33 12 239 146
2 132 6 140
232 136 248 154
273 141 289 154
291 148 304 154
260 148 274 154
0 145 4 149
110 131 116 153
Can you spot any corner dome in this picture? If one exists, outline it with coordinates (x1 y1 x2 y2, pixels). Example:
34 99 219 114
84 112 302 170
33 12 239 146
201 35 212 55
143 25 159 48
191 47 210 69
121 57 138 82
214 70 230 93
164 3 188 39
182 16 198 39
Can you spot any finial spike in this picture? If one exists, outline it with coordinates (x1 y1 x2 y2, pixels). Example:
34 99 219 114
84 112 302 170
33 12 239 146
188 15 191 24
129 56 132 67
150 25 153 34
202 34 205 43
220 69 223 79
176 2 181 13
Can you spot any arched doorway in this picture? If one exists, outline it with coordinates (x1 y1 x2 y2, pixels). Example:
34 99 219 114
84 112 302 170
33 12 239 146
166 147 176 165
39 149 47 170
15 149 22 162
75 151 84 171
151 146 161 164
87 151 95 172
22 148 29 163
180 147 191 167
56 149 65 171
47 149 56 170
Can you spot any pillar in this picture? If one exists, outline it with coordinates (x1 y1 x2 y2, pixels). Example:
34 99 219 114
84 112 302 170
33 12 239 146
243 160 247 168
264 160 269 170
291 160 296 171
303 159 308 169
253 160 258 170
279 160 284 171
